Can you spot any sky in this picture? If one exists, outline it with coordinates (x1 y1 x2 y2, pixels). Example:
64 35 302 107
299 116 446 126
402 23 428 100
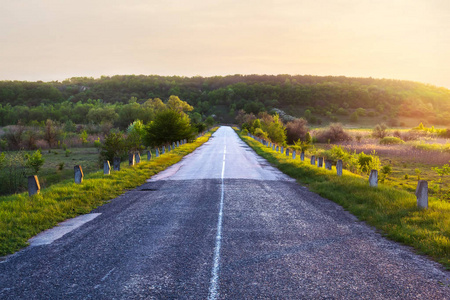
0 0 449 88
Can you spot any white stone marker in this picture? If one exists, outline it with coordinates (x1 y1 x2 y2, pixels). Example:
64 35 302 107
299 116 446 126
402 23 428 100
147 150 152 160
301 152 305 161
281 146 284 153
415 180 428 209
104 160 110 175
318 157 323 168
155 149 160 157
276 146 279 152
292 150 296 159
311 155 316 165
28 175 40 196
369 170 378 187
162 146 165 154
74 165 84 184
113 157 121 171
135 153 141 163
336 159 343 176
325 160 332 170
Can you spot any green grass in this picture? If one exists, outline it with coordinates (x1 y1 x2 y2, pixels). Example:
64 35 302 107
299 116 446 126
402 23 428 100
0 130 216 257
239 132 450 269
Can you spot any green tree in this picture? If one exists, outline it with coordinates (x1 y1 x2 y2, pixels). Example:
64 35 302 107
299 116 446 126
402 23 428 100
25 150 45 174
266 114 286 145
143 110 193 147
100 132 126 163
167 95 193 113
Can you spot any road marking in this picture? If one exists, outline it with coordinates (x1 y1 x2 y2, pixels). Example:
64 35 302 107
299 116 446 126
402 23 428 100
208 143 226 300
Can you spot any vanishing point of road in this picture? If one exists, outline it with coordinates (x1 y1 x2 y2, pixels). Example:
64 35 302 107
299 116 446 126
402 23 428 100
1 126 449 299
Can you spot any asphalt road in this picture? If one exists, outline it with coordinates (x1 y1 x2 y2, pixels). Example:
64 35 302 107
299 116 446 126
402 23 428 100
1 126 449 299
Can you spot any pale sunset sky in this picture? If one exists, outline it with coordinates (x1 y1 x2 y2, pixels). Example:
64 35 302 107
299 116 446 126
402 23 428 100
0 0 449 88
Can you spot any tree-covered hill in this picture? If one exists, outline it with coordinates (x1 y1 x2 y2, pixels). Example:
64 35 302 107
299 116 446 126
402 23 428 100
1 74 450 126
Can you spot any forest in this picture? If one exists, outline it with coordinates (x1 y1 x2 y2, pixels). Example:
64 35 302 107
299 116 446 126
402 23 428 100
1 74 450 127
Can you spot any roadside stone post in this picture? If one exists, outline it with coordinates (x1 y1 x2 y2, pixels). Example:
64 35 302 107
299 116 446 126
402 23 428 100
325 159 332 170
301 152 305 161
276 146 279 152
135 152 141 164
74 165 84 184
103 160 110 175
416 180 428 209
336 159 343 176
28 175 40 196
155 148 160 158
311 155 316 165
162 146 165 154
177 141 180 147
292 150 296 159
272 145 275 151
129 153 135 166
281 146 284 153
113 157 121 171
369 170 378 187
168 145 171 152
317 157 323 168
147 150 152 160
172 142 176 149
184 139 187 144
286 148 289 157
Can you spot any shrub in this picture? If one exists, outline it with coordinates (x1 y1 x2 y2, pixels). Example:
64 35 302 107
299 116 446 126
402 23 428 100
315 123 352 143
285 118 308 144
25 150 45 174
336 108 348 115
100 132 125 163
372 123 388 138
379 136 405 145
358 151 380 174
349 112 359 123
254 128 269 140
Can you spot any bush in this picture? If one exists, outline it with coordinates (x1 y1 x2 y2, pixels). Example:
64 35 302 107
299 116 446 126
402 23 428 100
372 123 388 138
336 108 348 115
315 123 352 143
285 118 308 144
254 128 269 139
379 136 405 145
100 132 126 164
25 150 45 174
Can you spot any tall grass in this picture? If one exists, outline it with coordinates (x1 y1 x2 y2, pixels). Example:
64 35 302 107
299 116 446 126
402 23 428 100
0 130 216 256
239 133 450 269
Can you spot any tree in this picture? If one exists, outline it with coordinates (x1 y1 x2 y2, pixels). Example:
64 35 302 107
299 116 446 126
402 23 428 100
143 110 193 147
266 114 286 145
25 150 45 174
166 95 193 114
44 119 60 148
100 132 125 163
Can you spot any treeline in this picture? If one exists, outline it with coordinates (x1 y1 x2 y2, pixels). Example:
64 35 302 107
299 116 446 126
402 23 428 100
1 74 450 125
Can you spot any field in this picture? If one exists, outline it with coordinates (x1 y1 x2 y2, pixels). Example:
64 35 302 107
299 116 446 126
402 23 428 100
0 130 215 256
311 128 450 200
238 130 450 270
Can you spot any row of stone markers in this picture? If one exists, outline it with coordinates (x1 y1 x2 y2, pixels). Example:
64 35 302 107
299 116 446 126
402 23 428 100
247 133 429 209
27 138 189 197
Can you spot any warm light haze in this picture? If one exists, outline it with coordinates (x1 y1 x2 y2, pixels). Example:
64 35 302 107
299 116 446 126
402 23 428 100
0 0 449 88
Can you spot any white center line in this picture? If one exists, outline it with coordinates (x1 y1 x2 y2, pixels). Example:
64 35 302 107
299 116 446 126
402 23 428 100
208 143 226 300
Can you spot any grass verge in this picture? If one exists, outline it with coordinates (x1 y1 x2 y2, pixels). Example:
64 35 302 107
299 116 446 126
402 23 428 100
239 132 450 270
0 130 216 256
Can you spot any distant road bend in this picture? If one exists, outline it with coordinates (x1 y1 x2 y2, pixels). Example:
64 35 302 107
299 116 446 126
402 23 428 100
1 126 449 299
